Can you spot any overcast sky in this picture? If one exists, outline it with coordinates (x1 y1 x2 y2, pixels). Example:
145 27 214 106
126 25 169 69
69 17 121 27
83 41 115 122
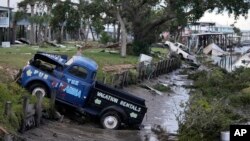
1 0 250 30
200 11 250 31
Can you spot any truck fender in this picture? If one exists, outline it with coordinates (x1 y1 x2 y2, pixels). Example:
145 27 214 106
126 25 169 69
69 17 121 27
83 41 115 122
99 106 128 123
25 78 51 95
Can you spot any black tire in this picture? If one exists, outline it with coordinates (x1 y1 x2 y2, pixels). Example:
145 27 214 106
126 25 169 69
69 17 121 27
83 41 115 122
28 83 49 97
100 111 121 130
179 53 184 59
164 44 170 48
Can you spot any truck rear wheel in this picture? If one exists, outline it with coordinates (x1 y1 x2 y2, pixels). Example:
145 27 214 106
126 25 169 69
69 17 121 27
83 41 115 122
100 111 121 130
28 83 48 97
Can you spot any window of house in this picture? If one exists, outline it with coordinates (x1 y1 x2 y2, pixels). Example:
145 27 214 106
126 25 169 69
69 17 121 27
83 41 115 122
68 65 88 79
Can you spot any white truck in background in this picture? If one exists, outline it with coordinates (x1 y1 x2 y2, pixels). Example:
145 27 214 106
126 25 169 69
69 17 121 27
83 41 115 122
164 41 196 62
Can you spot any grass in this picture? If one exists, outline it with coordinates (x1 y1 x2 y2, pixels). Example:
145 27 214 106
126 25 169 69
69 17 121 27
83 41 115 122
0 83 50 133
151 47 169 54
153 83 171 92
0 42 161 133
0 44 139 81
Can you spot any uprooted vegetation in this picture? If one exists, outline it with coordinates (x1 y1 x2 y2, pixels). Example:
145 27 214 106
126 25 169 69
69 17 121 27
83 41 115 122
153 83 171 92
178 67 250 141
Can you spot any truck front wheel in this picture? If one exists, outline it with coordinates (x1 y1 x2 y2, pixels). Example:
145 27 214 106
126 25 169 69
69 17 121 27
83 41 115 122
100 111 121 130
28 83 48 97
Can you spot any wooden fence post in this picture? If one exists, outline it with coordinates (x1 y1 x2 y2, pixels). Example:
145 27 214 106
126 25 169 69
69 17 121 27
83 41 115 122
102 75 107 84
50 89 57 118
167 59 171 73
123 71 129 86
160 61 164 74
21 96 29 133
136 62 142 82
164 60 168 73
3 134 12 141
4 101 12 117
35 92 43 127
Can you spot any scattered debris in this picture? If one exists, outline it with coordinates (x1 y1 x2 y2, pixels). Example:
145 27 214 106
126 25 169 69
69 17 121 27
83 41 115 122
105 43 119 49
45 41 66 48
233 53 250 69
153 83 171 92
139 54 153 65
18 38 30 45
15 40 23 44
203 43 227 56
75 44 82 48
140 84 163 95
0 126 8 135
102 64 135 73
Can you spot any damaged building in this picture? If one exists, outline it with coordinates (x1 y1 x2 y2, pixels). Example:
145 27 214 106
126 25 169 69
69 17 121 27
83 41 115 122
0 6 12 47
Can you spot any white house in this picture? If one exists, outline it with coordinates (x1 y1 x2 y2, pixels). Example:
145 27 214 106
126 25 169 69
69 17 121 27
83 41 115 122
0 6 11 28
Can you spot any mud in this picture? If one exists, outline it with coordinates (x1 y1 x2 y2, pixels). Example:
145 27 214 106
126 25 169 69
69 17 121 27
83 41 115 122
20 68 192 141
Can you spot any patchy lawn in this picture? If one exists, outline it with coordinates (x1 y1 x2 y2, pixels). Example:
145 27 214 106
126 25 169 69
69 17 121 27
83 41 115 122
0 44 139 81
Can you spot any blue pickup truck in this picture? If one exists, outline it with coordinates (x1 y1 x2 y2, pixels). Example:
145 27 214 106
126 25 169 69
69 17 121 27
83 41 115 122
17 52 147 129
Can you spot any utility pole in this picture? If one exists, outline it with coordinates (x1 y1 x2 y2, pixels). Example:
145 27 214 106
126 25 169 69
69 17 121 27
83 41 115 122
7 0 11 43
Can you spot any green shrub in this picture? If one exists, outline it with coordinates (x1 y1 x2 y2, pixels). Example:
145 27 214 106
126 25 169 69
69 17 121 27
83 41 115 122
132 41 150 56
230 93 250 107
180 67 250 140
153 84 171 92
0 82 50 132
178 94 238 141
100 32 113 44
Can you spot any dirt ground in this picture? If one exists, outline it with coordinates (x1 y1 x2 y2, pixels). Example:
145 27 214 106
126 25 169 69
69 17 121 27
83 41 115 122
19 68 192 141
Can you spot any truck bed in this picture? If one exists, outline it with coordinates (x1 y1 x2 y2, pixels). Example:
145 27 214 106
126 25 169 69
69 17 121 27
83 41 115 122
95 82 146 105
86 81 147 125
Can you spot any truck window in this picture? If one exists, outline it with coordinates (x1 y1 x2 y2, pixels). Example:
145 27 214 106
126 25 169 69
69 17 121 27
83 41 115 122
68 65 88 79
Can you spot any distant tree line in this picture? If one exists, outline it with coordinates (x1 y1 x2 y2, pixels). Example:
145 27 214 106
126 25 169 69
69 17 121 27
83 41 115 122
13 0 250 56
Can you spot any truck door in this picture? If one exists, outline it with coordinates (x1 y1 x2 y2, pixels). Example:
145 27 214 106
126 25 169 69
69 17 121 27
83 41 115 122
57 65 91 107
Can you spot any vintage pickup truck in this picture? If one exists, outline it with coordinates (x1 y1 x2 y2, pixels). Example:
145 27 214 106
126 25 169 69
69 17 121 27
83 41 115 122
17 52 147 129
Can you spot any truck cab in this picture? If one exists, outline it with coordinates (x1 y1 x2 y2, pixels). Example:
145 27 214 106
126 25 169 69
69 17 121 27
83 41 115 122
18 52 147 129
19 52 97 107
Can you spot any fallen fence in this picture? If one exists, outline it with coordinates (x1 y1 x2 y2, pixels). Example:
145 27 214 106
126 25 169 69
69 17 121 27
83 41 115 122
102 57 181 88
1 89 59 141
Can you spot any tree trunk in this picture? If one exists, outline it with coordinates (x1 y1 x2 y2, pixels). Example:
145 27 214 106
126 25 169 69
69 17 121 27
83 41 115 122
89 25 95 41
12 22 17 44
113 22 116 41
59 25 64 43
117 10 127 57
30 5 35 44
117 23 121 42
44 6 52 42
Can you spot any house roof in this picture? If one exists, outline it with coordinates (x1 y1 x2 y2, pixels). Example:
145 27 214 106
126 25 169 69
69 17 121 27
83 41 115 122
0 6 13 10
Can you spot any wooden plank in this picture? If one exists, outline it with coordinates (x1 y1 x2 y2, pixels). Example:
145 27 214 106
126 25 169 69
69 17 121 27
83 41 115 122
35 92 43 127
4 101 12 117
21 96 29 133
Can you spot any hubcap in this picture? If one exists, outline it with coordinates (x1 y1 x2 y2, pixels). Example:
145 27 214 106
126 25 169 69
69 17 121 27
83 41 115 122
104 116 118 129
32 87 46 97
